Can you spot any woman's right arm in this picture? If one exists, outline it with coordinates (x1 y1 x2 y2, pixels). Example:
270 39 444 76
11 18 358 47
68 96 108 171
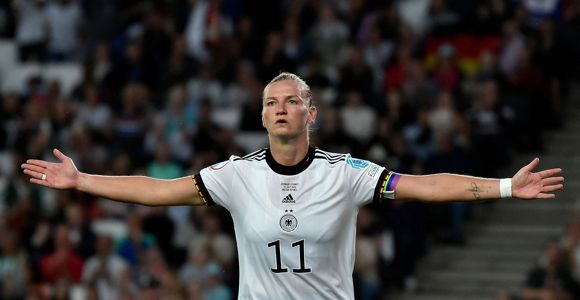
21 149 205 206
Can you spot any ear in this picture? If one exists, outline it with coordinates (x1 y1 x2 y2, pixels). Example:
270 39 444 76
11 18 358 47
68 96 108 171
307 106 317 125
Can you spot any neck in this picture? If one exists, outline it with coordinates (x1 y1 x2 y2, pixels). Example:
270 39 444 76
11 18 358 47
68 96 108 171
269 136 310 166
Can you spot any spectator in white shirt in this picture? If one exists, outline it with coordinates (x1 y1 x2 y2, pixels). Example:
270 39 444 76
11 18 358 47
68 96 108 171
45 0 82 61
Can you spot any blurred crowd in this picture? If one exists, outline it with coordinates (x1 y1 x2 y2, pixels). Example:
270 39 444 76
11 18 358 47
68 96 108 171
497 217 580 300
1 0 580 299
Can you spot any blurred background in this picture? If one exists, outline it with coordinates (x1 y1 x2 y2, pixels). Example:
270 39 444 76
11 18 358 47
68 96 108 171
0 0 580 299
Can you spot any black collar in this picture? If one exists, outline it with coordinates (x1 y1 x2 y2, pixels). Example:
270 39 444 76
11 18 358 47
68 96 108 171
266 146 316 175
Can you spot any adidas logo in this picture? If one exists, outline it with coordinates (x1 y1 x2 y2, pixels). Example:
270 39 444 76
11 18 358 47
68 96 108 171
282 194 296 204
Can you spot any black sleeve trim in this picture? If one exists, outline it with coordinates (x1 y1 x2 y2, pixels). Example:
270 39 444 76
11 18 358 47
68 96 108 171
372 170 390 205
192 174 216 206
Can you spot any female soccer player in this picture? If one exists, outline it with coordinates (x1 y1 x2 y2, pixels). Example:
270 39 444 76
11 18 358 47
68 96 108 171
22 72 564 299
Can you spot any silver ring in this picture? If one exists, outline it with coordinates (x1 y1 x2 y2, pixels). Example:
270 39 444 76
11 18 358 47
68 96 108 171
41 173 47 181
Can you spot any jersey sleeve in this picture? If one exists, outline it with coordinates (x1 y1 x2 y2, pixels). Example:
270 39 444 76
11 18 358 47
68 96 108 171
192 156 236 209
345 155 400 207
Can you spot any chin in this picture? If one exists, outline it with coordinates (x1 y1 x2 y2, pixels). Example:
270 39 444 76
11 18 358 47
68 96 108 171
271 130 306 140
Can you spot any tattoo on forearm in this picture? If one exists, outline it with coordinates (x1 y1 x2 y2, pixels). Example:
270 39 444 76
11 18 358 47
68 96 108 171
468 182 482 200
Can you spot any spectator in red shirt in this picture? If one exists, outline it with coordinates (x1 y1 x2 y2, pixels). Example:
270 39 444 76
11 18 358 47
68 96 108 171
40 224 84 283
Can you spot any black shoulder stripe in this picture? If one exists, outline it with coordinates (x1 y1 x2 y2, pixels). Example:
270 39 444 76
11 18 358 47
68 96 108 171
315 150 347 160
235 149 266 161
314 155 343 164
245 156 266 161
236 154 266 161
243 149 266 159
192 174 216 206
314 155 344 163
315 150 346 159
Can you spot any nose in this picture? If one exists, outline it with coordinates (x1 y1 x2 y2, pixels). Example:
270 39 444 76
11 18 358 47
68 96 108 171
276 103 287 115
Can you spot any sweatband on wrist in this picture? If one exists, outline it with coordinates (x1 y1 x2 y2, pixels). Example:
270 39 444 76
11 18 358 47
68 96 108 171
500 178 512 198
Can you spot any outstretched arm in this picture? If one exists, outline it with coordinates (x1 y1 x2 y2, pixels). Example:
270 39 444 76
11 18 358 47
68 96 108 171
21 149 205 206
395 158 563 202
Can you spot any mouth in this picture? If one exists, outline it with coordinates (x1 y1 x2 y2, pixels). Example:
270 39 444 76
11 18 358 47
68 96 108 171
275 119 288 124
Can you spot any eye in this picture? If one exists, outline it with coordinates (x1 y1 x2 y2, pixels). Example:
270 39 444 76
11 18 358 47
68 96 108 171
288 99 298 105
265 100 276 106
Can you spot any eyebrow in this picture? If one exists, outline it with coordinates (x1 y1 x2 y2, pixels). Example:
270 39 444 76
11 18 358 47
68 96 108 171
264 95 302 101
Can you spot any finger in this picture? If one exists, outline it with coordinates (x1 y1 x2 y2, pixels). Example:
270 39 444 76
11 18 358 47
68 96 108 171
542 184 563 193
537 168 562 178
23 169 45 179
536 193 556 199
21 163 46 174
542 177 564 186
30 178 50 187
25 159 54 168
522 157 540 172
53 148 68 162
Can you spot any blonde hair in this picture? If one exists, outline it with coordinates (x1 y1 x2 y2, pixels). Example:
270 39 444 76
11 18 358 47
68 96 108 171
263 72 313 107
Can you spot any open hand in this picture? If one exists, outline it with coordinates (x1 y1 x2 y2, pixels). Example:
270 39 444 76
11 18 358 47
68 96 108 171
21 149 79 189
512 158 564 199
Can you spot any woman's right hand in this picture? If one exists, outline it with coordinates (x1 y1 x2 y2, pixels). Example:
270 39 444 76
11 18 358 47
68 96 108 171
21 148 80 190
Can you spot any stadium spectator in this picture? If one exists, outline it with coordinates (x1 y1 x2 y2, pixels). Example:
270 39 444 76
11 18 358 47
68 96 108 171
188 209 235 270
354 207 381 300
82 234 129 300
307 3 349 69
44 0 82 61
0 229 28 299
521 243 580 300
179 243 221 290
74 82 113 143
142 206 180 267
115 213 157 267
466 79 513 177
561 218 580 281
338 90 376 152
62 202 96 259
203 263 233 300
39 224 84 283
337 46 375 104
12 0 47 62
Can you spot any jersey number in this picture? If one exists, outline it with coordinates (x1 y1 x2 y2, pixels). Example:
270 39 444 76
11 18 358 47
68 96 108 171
267 240 312 273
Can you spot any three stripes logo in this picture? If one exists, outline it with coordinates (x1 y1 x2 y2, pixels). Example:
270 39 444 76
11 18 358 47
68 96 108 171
282 194 296 204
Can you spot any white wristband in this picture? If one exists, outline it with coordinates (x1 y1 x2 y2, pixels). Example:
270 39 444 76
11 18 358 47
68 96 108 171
500 178 512 198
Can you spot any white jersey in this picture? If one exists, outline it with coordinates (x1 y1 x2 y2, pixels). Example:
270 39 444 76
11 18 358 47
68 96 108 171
193 147 399 299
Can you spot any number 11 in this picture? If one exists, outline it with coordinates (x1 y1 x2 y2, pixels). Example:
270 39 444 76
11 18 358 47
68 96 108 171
267 239 312 273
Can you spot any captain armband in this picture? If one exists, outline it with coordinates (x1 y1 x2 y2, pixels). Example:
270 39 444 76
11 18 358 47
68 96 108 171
379 171 401 200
